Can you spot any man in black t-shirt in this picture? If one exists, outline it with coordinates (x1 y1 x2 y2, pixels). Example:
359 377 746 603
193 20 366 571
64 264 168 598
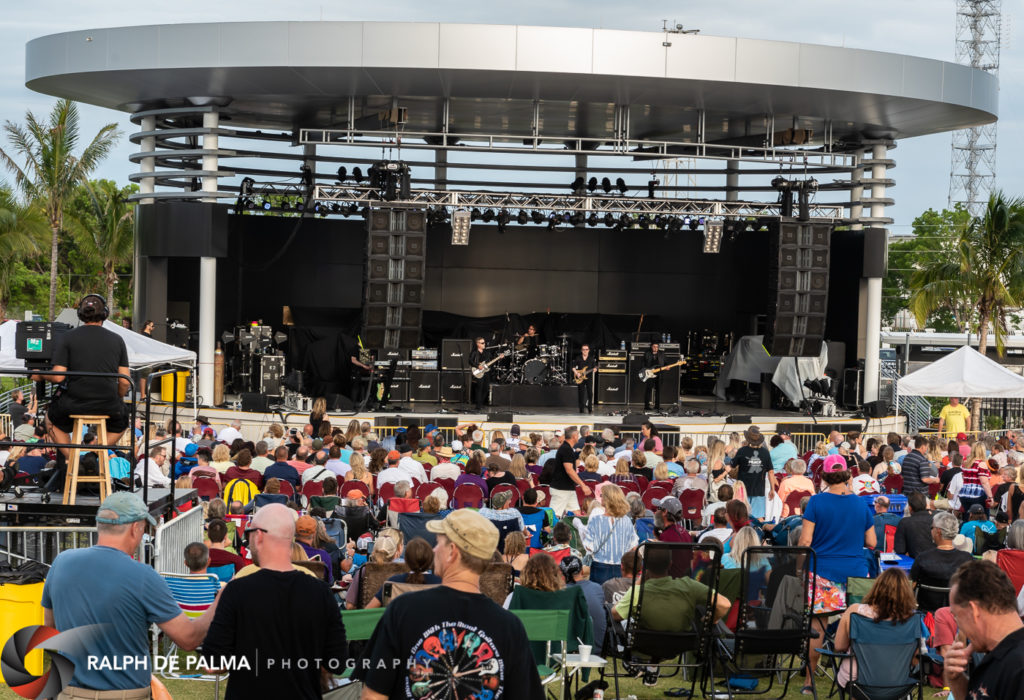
468 336 494 411
357 509 543 699
909 511 973 612
549 427 590 515
731 426 776 520
516 323 540 358
32 295 130 458
203 504 346 699
572 344 597 414
642 342 665 410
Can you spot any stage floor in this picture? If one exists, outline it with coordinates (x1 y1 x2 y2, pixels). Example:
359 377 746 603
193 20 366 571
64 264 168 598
0 487 196 526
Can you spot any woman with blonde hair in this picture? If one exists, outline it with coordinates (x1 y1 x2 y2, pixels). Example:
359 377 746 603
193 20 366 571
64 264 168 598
722 526 767 570
580 454 603 483
348 452 374 494
344 527 405 609
609 457 635 484
508 453 529 480
502 531 531 578
726 431 742 460
583 484 638 584
264 423 285 449
344 419 361 445
708 439 729 496
211 443 234 474
653 461 670 482
630 449 652 481
309 397 328 436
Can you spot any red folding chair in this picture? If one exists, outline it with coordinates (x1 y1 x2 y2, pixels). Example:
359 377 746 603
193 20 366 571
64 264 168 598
650 479 675 491
453 483 485 508
618 480 641 495
642 485 670 512
434 478 456 497
192 475 221 501
377 481 396 505
301 480 325 502
515 479 533 497
677 488 705 527
635 476 650 491
415 481 441 501
490 484 519 507
882 473 903 495
574 484 591 509
277 479 295 499
341 480 369 499
783 490 814 517
388 497 421 516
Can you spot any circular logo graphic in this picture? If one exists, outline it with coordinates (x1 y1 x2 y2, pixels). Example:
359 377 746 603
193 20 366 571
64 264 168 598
1 625 75 700
406 623 504 699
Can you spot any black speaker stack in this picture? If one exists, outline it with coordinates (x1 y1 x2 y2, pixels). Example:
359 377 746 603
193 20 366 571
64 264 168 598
763 220 832 357
362 208 426 349
596 349 627 405
440 339 472 404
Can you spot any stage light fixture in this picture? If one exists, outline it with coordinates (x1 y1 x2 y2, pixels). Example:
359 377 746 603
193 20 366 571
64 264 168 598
615 178 628 194
244 198 256 210
451 210 471 245
470 207 482 221
336 166 347 182
531 210 545 225
497 210 510 231
601 177 612 194
587 177 598 192
570 177 585 194
587 213 600 227
352 167 364 182
688 218 699 231
262 198 272 211
617 213 633 229
295 200 305 212
516 210 528 225
482 209 495 223
603 213 615 227
637 214 650 229
569 212 584 227
703 221 724 254
240 177 255 196
348 203 360 216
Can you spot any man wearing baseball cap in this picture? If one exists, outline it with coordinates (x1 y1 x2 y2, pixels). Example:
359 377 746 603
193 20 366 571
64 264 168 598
357 509 543 699
376 449 409 488
42 492 218 697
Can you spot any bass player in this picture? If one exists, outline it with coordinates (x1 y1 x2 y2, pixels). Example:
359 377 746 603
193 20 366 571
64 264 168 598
572 343 597 414
643 341 665 411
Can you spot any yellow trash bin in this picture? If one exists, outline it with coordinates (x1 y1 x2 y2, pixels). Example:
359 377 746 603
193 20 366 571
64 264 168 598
0 581 46 681
160 370 189 403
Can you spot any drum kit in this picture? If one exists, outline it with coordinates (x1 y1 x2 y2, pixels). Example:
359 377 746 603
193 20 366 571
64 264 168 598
488 334 571 385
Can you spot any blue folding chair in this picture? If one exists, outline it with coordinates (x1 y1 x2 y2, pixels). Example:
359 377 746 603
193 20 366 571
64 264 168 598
823 612 926 700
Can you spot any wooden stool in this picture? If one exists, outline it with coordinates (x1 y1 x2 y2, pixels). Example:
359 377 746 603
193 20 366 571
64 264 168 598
63 415 112 506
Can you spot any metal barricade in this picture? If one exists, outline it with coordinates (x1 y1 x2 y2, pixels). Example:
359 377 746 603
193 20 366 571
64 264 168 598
0 526 98 567
150 505 204 575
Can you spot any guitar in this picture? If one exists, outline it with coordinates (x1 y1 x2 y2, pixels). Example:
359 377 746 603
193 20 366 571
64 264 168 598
471 350 510 379
573 365 598 385
638 359 687 382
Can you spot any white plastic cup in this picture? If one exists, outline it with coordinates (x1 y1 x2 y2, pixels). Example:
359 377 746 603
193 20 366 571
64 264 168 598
578 644 592 662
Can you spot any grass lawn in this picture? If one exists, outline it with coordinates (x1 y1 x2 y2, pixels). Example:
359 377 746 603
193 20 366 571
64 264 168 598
2 667 843 699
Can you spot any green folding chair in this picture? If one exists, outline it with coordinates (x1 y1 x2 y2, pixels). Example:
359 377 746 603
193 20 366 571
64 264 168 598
339 608 385 678
512 609 571 690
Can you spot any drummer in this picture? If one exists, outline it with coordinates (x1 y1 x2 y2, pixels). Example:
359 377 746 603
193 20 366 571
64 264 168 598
517 324 540 359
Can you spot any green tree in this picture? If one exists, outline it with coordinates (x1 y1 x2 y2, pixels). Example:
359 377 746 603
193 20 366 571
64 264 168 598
884 206 971 330
0 99 120 320
910 191 1024 427
0 186 46 318
67 179 135 317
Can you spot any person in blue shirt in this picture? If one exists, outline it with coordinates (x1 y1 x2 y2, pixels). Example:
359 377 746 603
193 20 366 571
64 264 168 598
959 503 997 546
769 432 799 474
42 492 217 695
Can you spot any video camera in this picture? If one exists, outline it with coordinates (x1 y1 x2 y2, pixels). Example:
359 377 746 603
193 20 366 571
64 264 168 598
14 322 72 371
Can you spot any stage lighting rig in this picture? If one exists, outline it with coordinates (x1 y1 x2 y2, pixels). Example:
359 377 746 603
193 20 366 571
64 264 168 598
615 178 628 194
570 177 586 195
482 209 495 223
601 177 613 194
352 167 364 183
369 160 411 201
451 210 471 245
531 210 545 225
496 210 510 232
516 210 528 225
587 177 598 192
336 166 347 182
703 220 724 253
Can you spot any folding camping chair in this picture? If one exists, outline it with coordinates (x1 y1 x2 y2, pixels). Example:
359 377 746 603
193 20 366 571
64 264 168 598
818 612 927 700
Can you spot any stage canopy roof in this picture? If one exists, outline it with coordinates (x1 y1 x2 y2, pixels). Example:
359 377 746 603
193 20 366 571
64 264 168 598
896 346 1024 398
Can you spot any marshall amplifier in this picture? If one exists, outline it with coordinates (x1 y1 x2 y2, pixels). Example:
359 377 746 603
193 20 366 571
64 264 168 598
441 339 472 371
440 370 470 403
596 372 627 405
376 348 410 362
599 349 627 361
409 370 440 402
381 375 408 403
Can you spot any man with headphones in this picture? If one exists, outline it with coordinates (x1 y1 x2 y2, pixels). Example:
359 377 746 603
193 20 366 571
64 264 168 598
31 294 131 468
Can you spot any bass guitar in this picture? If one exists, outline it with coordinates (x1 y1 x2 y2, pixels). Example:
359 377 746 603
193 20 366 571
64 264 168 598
638 359 687 382
471 350 510 379
573 365 598 385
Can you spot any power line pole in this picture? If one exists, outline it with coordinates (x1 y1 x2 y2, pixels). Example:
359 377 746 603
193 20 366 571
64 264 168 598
948 0 1001 217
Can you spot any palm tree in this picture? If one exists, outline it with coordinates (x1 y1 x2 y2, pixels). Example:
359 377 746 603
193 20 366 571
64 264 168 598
0 99 120 320
910 191 1024 428
67 180 134 317
0 186 46 319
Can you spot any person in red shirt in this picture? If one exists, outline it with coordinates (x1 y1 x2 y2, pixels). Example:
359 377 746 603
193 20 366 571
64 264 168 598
206 519 247 573
652 496 693 578
223 449 263 490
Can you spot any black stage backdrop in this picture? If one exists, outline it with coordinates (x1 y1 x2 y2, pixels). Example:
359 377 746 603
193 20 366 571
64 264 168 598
200 214 861 392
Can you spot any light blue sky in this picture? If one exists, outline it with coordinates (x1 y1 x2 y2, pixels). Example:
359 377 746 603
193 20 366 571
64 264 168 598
1 0 1020 231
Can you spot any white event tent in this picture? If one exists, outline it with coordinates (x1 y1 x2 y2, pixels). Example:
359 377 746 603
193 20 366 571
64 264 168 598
896 345 1024 399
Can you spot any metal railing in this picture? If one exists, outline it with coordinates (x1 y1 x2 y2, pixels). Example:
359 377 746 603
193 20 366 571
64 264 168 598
0 526 99 567
886 362 932 434
149 505 204 575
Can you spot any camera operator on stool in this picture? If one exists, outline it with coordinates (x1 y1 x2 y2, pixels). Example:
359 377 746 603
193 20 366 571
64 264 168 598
31 295 130 490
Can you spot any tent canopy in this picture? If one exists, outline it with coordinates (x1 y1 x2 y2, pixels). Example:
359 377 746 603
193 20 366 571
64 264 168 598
0 320 196 373
896 345 1024 398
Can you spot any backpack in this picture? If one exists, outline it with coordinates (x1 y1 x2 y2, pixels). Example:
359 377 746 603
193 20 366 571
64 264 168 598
224 477 259 505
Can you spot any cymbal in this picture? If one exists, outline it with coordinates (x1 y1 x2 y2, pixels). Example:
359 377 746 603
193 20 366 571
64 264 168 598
558 333 571 339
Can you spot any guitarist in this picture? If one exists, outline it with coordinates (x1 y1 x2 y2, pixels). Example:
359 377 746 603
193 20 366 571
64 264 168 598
643 341 666 411
572 344 597 414
469 336 494 411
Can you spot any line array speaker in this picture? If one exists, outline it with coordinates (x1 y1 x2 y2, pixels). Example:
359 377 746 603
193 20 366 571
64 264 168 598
362 208 426 348
763 220 832 357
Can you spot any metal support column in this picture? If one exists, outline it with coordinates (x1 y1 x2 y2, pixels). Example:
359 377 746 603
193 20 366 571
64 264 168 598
863 143 888 403
198 111 218 406
134 116 156 329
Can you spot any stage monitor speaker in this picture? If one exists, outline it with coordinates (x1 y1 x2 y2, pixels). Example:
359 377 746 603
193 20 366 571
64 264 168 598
442 339 472 371
621 412 650 426
725 414 752 424
863 399 888 418
440 371 470 403
764 219 832 357
240 392 270 412
596 373 627 405
409 370 440 402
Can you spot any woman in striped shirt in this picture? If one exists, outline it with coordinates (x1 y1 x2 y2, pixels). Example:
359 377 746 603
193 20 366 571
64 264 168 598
959 442 994 513
583 484 639 585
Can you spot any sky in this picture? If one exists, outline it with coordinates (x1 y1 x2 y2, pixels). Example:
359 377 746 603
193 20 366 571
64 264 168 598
0 0 1020 232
